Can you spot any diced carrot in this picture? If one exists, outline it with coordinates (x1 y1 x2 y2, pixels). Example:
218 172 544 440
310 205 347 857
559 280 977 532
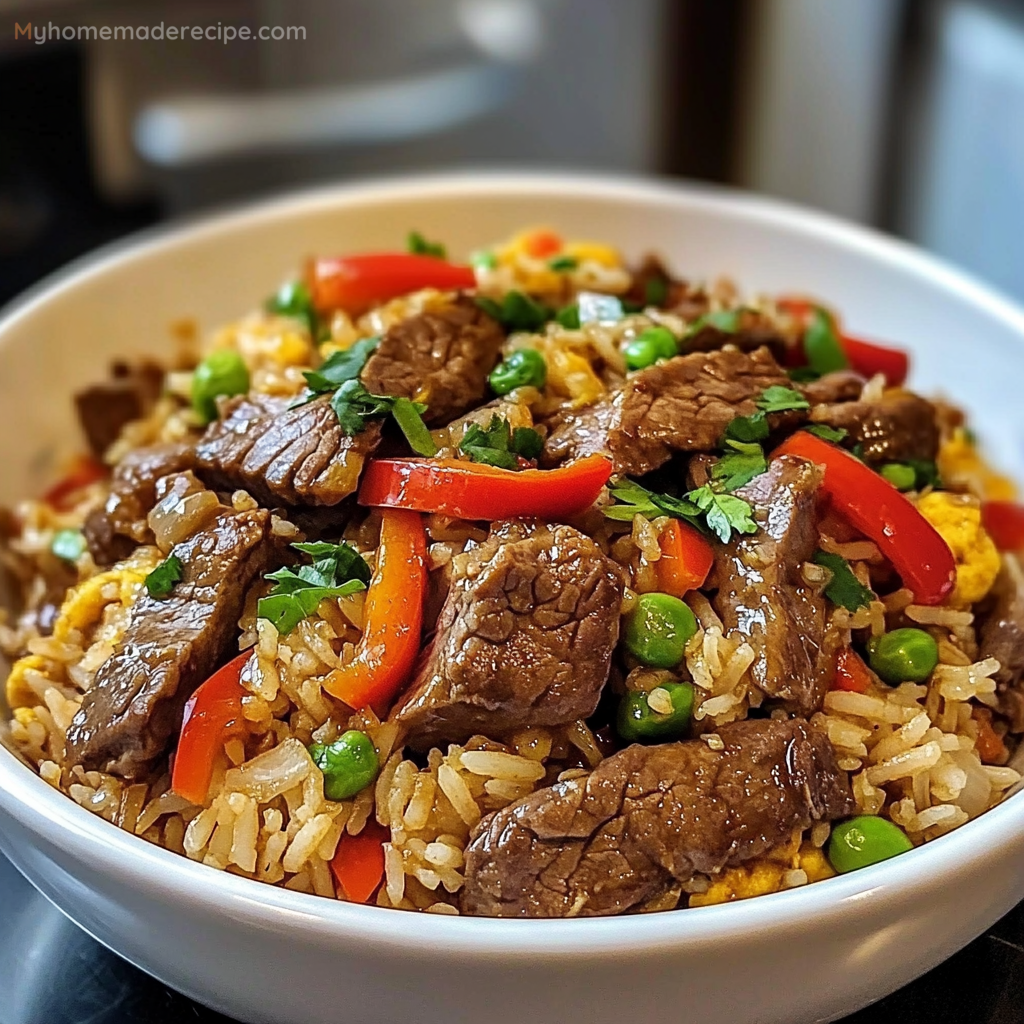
331 821 388 904
834 647 872 694
522 229 563 259
655 519 714 597
974 708 1007 765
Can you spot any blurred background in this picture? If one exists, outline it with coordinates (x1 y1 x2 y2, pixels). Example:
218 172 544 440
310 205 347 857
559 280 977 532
1 0 1023 307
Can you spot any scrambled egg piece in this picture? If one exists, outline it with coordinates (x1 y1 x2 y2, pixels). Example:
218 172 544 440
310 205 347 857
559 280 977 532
562 240 622 269
689 844 835 908
211 315 314 372
5 654 49 710
538 343 605 409
939 429 1017 501
917 491 1001 606
52 566 149 642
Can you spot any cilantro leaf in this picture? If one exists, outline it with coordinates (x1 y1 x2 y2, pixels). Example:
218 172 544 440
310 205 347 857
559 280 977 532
555 304 580 329
756 385 810 413
812 550 874 612
258 541 369 635
804 308 849 375
51 528 86 563
407 231 446 259
302 337 380 395
712 439 768 493
476 292 552 333
686 308 740 339
788 366 821 383
391 397 437 456
548 254 578 271
725 412 770 444
329 380 396 435
604 480 662 521
266 280 318 336
805 423 848 443
459 416 543 470
145 555 184 599
687 486 758 543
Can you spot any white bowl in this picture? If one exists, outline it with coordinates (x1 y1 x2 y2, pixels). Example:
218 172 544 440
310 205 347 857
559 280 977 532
2 173 1024 1024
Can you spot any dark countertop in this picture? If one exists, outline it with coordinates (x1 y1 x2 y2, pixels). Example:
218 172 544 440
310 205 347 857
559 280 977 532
1 850 1022 1024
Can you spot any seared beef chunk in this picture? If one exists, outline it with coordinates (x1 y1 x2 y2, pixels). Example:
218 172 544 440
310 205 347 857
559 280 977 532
84 442 196 566
194 393 381 507
360 294 505 426
980 557 1024 732
800 371 865 406
65 508 279 779
391 520 623 749
461 719 854 918
712 456 838 715
75 360 164 457
543 347 796 476
809 392 939 465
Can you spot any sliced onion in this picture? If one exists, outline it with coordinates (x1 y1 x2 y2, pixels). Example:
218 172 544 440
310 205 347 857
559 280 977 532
148 482 221 552
223 738 313 803
950 748 992 818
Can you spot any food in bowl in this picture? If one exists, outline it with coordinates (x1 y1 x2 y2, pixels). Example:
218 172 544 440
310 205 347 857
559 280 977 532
2 224 1023 918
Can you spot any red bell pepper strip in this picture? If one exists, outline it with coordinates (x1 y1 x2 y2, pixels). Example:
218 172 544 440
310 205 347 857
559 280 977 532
774 431 956 605
656 519 714 597
322 508 427 711
331 820 388 903
43 454 108 510
982 500 1024 552
358 454 612 521
776 296 909 385
309 253 477 317
833 647 873 694
171 650 253 805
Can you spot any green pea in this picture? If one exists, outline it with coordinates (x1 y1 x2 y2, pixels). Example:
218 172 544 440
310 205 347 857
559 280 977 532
880 463 917 491
309 730 379 802
623 592 698 668
827 816 914 873
192 350 250 424
617 681 695 743
623 327 678 371
867 628 939 685
488 348 547 395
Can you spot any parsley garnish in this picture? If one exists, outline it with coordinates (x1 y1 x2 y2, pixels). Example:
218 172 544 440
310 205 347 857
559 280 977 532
548 254 578 271
459 416 543 470
756 385 810 413
686 308 740 338
51 528 86 563
604 479 757 543
712 439 768 493
724 412 770 444
266 280 320 338
145 555 184 599
805 423 848 443
258 541 369 636
812 551 874 612
407 231 446 259
476 292 552 333
327 380 399 435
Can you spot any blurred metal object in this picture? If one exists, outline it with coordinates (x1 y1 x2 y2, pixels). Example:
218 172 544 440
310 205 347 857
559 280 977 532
134 62 518 166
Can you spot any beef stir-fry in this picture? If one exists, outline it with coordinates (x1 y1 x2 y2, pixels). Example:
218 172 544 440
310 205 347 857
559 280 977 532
3 227 1022 917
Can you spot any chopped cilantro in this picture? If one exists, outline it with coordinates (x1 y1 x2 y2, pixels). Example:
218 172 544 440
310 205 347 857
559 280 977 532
476 291 552 333
711 439 768 493
686 308 740 338
329 380 399 436
725 412 770 444
805 423 848 443
644 275 669 307
459 416 543 470
756 385 810 413
812 550 874 612
555 304 581 329
301 338 380 395
788 366 821 383
145 555 184 599
266 280 319 336
407 231 446 258
258 541 369 635
548 254 578 271
51 528 86 563
604 479 757 543
804 308 849 375
391 397 437 456
470 249 497 271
